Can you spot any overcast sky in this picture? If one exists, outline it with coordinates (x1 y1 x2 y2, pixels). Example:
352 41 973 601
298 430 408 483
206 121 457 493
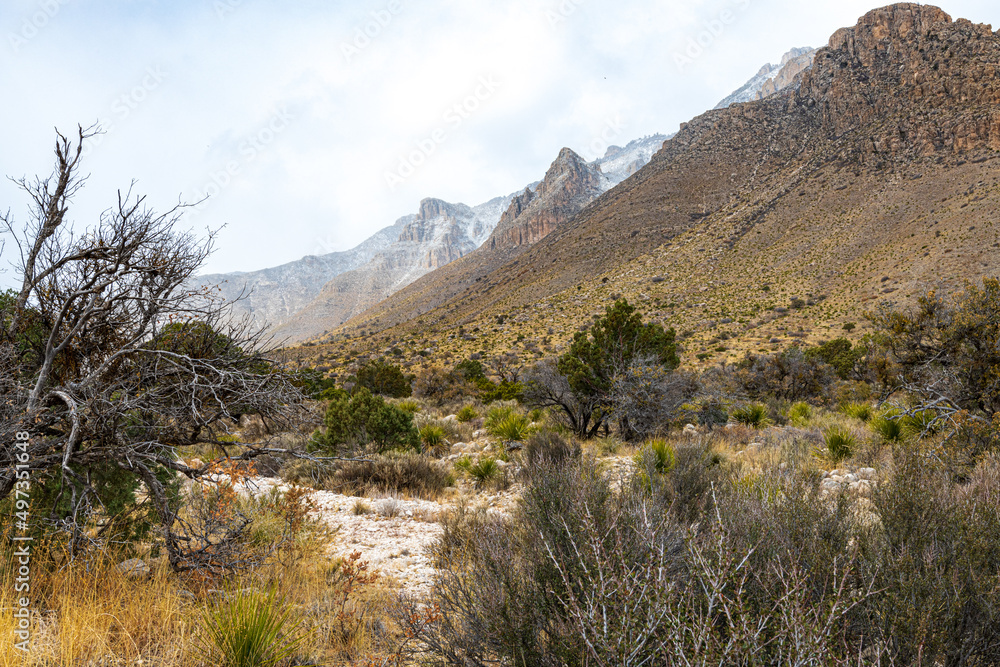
1 0 997 284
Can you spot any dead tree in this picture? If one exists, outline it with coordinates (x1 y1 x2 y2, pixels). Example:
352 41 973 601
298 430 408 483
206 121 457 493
0 127 315 571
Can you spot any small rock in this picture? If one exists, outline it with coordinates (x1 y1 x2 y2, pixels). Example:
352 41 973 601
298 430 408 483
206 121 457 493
683 424 698 435
820 479 842 493
843 473 859 484
473 429 487 439
116 558 150 580
443 415 458 422
857 467 877 481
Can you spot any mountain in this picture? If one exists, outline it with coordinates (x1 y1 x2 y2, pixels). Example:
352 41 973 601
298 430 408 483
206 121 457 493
190 222 405 328
271 195 515 343
272 138 668 343
715 47 816 109
309 4 1000 368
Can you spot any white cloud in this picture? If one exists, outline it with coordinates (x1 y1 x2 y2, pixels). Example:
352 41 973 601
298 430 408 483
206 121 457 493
1 0 997 286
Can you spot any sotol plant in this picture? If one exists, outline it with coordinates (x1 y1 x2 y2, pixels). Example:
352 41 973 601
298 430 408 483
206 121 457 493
823 426 857 462
199 585 310 667
731 403 772 429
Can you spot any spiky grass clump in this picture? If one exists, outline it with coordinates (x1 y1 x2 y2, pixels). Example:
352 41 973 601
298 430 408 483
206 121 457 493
419 424 448 452
456 405 479 422
468 457 501 487
645 438 677 475
489 413 533 442
823 426 857 462
842 402 874 423
871 410 906 443
731 403 771 429
484 405 516 432
788 402 812 426
199 585 310 667
396 399 420 414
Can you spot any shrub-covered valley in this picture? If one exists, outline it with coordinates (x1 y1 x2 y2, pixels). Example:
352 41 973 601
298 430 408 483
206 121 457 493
5 3 1000 666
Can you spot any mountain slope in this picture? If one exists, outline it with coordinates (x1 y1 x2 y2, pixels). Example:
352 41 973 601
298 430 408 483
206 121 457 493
311 4 1000 366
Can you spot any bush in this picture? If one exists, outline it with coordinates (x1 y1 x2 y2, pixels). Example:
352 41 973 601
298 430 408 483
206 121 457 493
456 405 479 422
413 367 473 406
788 401 812 425
489 413 533 442
523 430 580 467
311 388 419 455
871 411 905 443
396 399 420 414
356 359 413 398
823 426 856 461
805 337 865 380
731 348 837 402
329 453 453 498
199 585 309 667
419 424 448 452
842 402 874 422
731 403 771 428
467 457 501 488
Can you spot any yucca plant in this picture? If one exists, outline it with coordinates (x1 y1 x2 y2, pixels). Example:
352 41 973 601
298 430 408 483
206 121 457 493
491 413 533 442
871 412 905 443
468 457 500 487
396 399 420 414
731 403 771 428
787 402 812 425
456 405 479 422
484 405 516 432
199 585 310 667
823 426 857 462
901 409 940 439
419 424 448 452
645 438 677 475
842 402 874 423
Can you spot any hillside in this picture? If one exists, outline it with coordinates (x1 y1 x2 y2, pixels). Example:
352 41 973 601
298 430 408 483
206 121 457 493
300 4 1000 370
715 46 816 109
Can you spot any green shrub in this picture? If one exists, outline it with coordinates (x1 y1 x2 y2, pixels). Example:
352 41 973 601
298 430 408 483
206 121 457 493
456 405 479 422
731 403 771 428
787 402 812 425
396 399 420 414
478 379 525 404
484 405 516 432
419 424 448 452
823 426 856 462
648 438 677 474
468 457 500 487
199 585 309 667
871 411 905 443
842 402 874 422
356 359 412 398
490 413 533 442
413 367 472 406
901 409 940 439
311 388 419 454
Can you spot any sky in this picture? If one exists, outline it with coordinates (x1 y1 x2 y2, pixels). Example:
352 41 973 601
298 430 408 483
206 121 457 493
1 0 997 285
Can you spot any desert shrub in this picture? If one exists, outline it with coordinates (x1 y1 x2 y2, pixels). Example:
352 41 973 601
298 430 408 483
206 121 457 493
467 457 501 488
419 424 448 452
731 403 771 428
871 411 906 443
356 359 413 398
413 366 473 406
823 426 856 462
841 401 874 422
396 399 420 414
311 388 419 455
489 413 533 442
805 337 865 380
456 405 479 422
199 585 310 667
787 401 812 425
478 379 525 404
731 348 837 402
455 358 486 382
523 430 580 468
327 453 452 498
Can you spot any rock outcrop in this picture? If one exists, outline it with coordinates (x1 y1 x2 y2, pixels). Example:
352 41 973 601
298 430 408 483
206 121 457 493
716 47 816 109
489 148 609 251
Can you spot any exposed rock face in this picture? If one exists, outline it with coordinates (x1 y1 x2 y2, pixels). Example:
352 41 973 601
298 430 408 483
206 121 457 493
272 194 514 343
715 47 816 109
593 134 672 183
189 221 404 328
489 148 609 251
795 4 1000 155
337 4 1000 343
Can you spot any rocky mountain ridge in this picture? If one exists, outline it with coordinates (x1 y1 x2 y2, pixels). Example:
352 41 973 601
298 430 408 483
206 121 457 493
715 46 816 109
315 4 1000 367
